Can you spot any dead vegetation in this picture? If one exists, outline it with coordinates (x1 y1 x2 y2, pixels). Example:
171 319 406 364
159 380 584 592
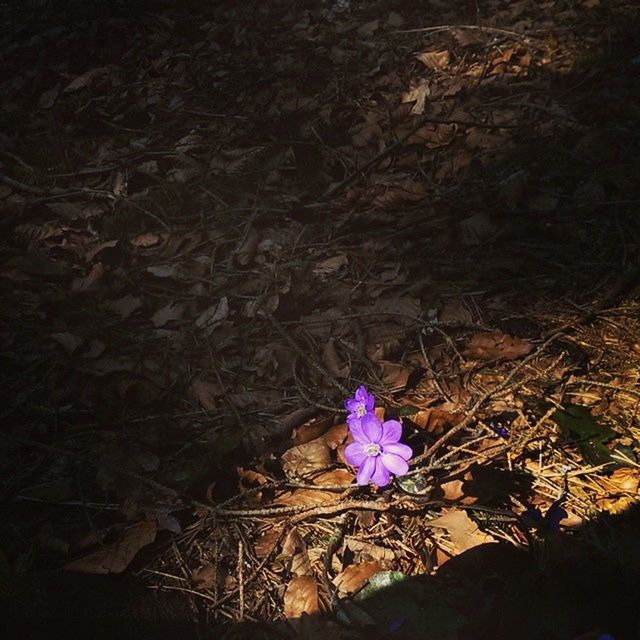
1 0 640 638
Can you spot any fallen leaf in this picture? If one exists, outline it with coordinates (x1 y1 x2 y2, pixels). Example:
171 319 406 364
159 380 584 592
275 488 337 507
333 561 383 597
462 331 532 360
85 240 118 263
130 232 161 248
255 527 283 558
322 423 348 449
64 66 109 92
146 264 177 278
191 564 216 588
292 417 333 446
195 297 229 334
38 86 59 109
427 509 493 555
459 213 498 246
313 469 354 486
416 49 450 70
189 378 220 410
65 520 156 574
284 575 319 618
234 229 259 266
345 539 395 564
283 528 312 577
104 295 143 319
71 263 105 291
46 201 86 220
357 19 379 37
51 332 84 354
411 408 463 433
402 79 430 115
151 301 184 327
281 439 331 478
312 254 348 278
407 123 456 148
378 360 410 390
322 337 350 378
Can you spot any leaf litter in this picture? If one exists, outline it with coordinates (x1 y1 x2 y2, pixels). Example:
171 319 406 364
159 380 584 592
1 0 640 638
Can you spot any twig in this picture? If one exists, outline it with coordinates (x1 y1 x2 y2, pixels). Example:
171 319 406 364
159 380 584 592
410 332 562 467
389 24 532 40
266 312 350 396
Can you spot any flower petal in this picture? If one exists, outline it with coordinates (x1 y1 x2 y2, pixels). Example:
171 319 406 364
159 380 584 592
356 456 376 485
379 419 402 445
360 413 383 443
370 457 391 487
344 442 367 467
347 415 366 441
382 442 412 461
345 398 359 413
380 452 409 477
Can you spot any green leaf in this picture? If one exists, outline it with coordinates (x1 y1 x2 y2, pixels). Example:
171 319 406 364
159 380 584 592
551 404 616 465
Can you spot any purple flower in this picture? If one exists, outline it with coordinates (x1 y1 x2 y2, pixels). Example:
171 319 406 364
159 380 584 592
344 413 412 487
523 502 567 532
345 385 375 422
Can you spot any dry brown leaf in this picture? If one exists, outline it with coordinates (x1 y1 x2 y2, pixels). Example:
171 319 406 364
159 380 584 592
595 468 640 514
411 408 463 433
607 468 640 493
151 301 184 328
254 527 283 558
195 297 229 334
439 299 473 324
322 337 350 378
237 466 269 487
322 423 348 450
85 240 119 263
234 228 259 265
130 232 161 248
282 527 306 556
71 263 105 291
428 509 493 555
459 213 499 246
293 416 333 446
416 49 450 69
146 264 177 278
189 378 220 410
407 123 456 148
64 66 109 92
191 564 216 588
65 520 156 574
369 296 421 322
345 539 395 564
333 561 383 597
312 254 348 278
283 528 312 577
51 332 84 354
274 488 337 507
281 439 331 478
402 78 430 115
465 128 508 150
104 295 143 319
378 360 410 391
313 468 354 486
283 575 319 618
357 19 379 37
462 331 532 361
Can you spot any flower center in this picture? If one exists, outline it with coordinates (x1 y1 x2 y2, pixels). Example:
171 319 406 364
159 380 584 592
364 443 381 457
356 405 366 416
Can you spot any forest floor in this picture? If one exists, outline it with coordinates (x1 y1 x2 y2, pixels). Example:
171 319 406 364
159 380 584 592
1 1 640 639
